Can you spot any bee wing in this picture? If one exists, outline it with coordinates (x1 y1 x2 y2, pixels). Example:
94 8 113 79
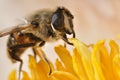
0 24 31 37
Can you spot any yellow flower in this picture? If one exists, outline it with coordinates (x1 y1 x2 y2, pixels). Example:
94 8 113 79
8 38 120 80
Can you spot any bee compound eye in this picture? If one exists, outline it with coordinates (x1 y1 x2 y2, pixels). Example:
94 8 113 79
51 13 64 31
31 21 39 28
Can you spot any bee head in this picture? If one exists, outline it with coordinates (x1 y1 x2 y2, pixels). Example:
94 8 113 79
51 7 75 38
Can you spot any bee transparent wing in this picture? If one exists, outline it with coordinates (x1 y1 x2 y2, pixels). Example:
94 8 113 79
0 24 31 37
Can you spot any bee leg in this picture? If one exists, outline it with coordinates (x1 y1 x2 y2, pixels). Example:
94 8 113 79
32 48 37 60
62 34 73 46
18 60 23 80
8 49 23 80
8 43 35 80
39 41 45 47
44 57 52 75
32 41 45 60
32 46 52 75
64 42 66 47
39 41 52 75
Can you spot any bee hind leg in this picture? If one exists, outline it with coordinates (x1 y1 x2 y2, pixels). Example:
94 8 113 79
8 49 23 80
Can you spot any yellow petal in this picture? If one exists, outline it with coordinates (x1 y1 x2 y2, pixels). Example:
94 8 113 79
92 40 106 80
54 45 75 74
37 56 54 80
37 60 50 74
109 40 119 60
69 38 94 80
113 54 120 80
22 71 31 80
110 40 120 80
98 40 114 80
72 48 88 80
55 59 66 71
37 60 51 79
51 76 59 80
33 46 55 72
8 70 17 80
116 34 120 39
51 71 79 80
28 55 39 80
28 55 52 80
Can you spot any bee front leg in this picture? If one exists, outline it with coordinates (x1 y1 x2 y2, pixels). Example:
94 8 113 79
62 34 73 46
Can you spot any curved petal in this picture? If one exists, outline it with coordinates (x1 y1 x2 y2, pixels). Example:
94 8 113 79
8 70 17 80
113 54 120 80
51 71 79 80
72 48 88 80
69 38 94 80
109 40 119 59
55 59 66 71
28 55 52 80
22 71 31 80
97 40 114 80
92 40 106 80
54 45 75 74
28 55 38 80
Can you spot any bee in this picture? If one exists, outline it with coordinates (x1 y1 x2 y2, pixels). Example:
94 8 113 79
0 7 75 80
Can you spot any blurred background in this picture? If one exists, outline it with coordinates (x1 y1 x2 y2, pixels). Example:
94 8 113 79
0 0 120 80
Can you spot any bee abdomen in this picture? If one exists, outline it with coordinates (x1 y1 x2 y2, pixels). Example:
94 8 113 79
7 31 44 62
